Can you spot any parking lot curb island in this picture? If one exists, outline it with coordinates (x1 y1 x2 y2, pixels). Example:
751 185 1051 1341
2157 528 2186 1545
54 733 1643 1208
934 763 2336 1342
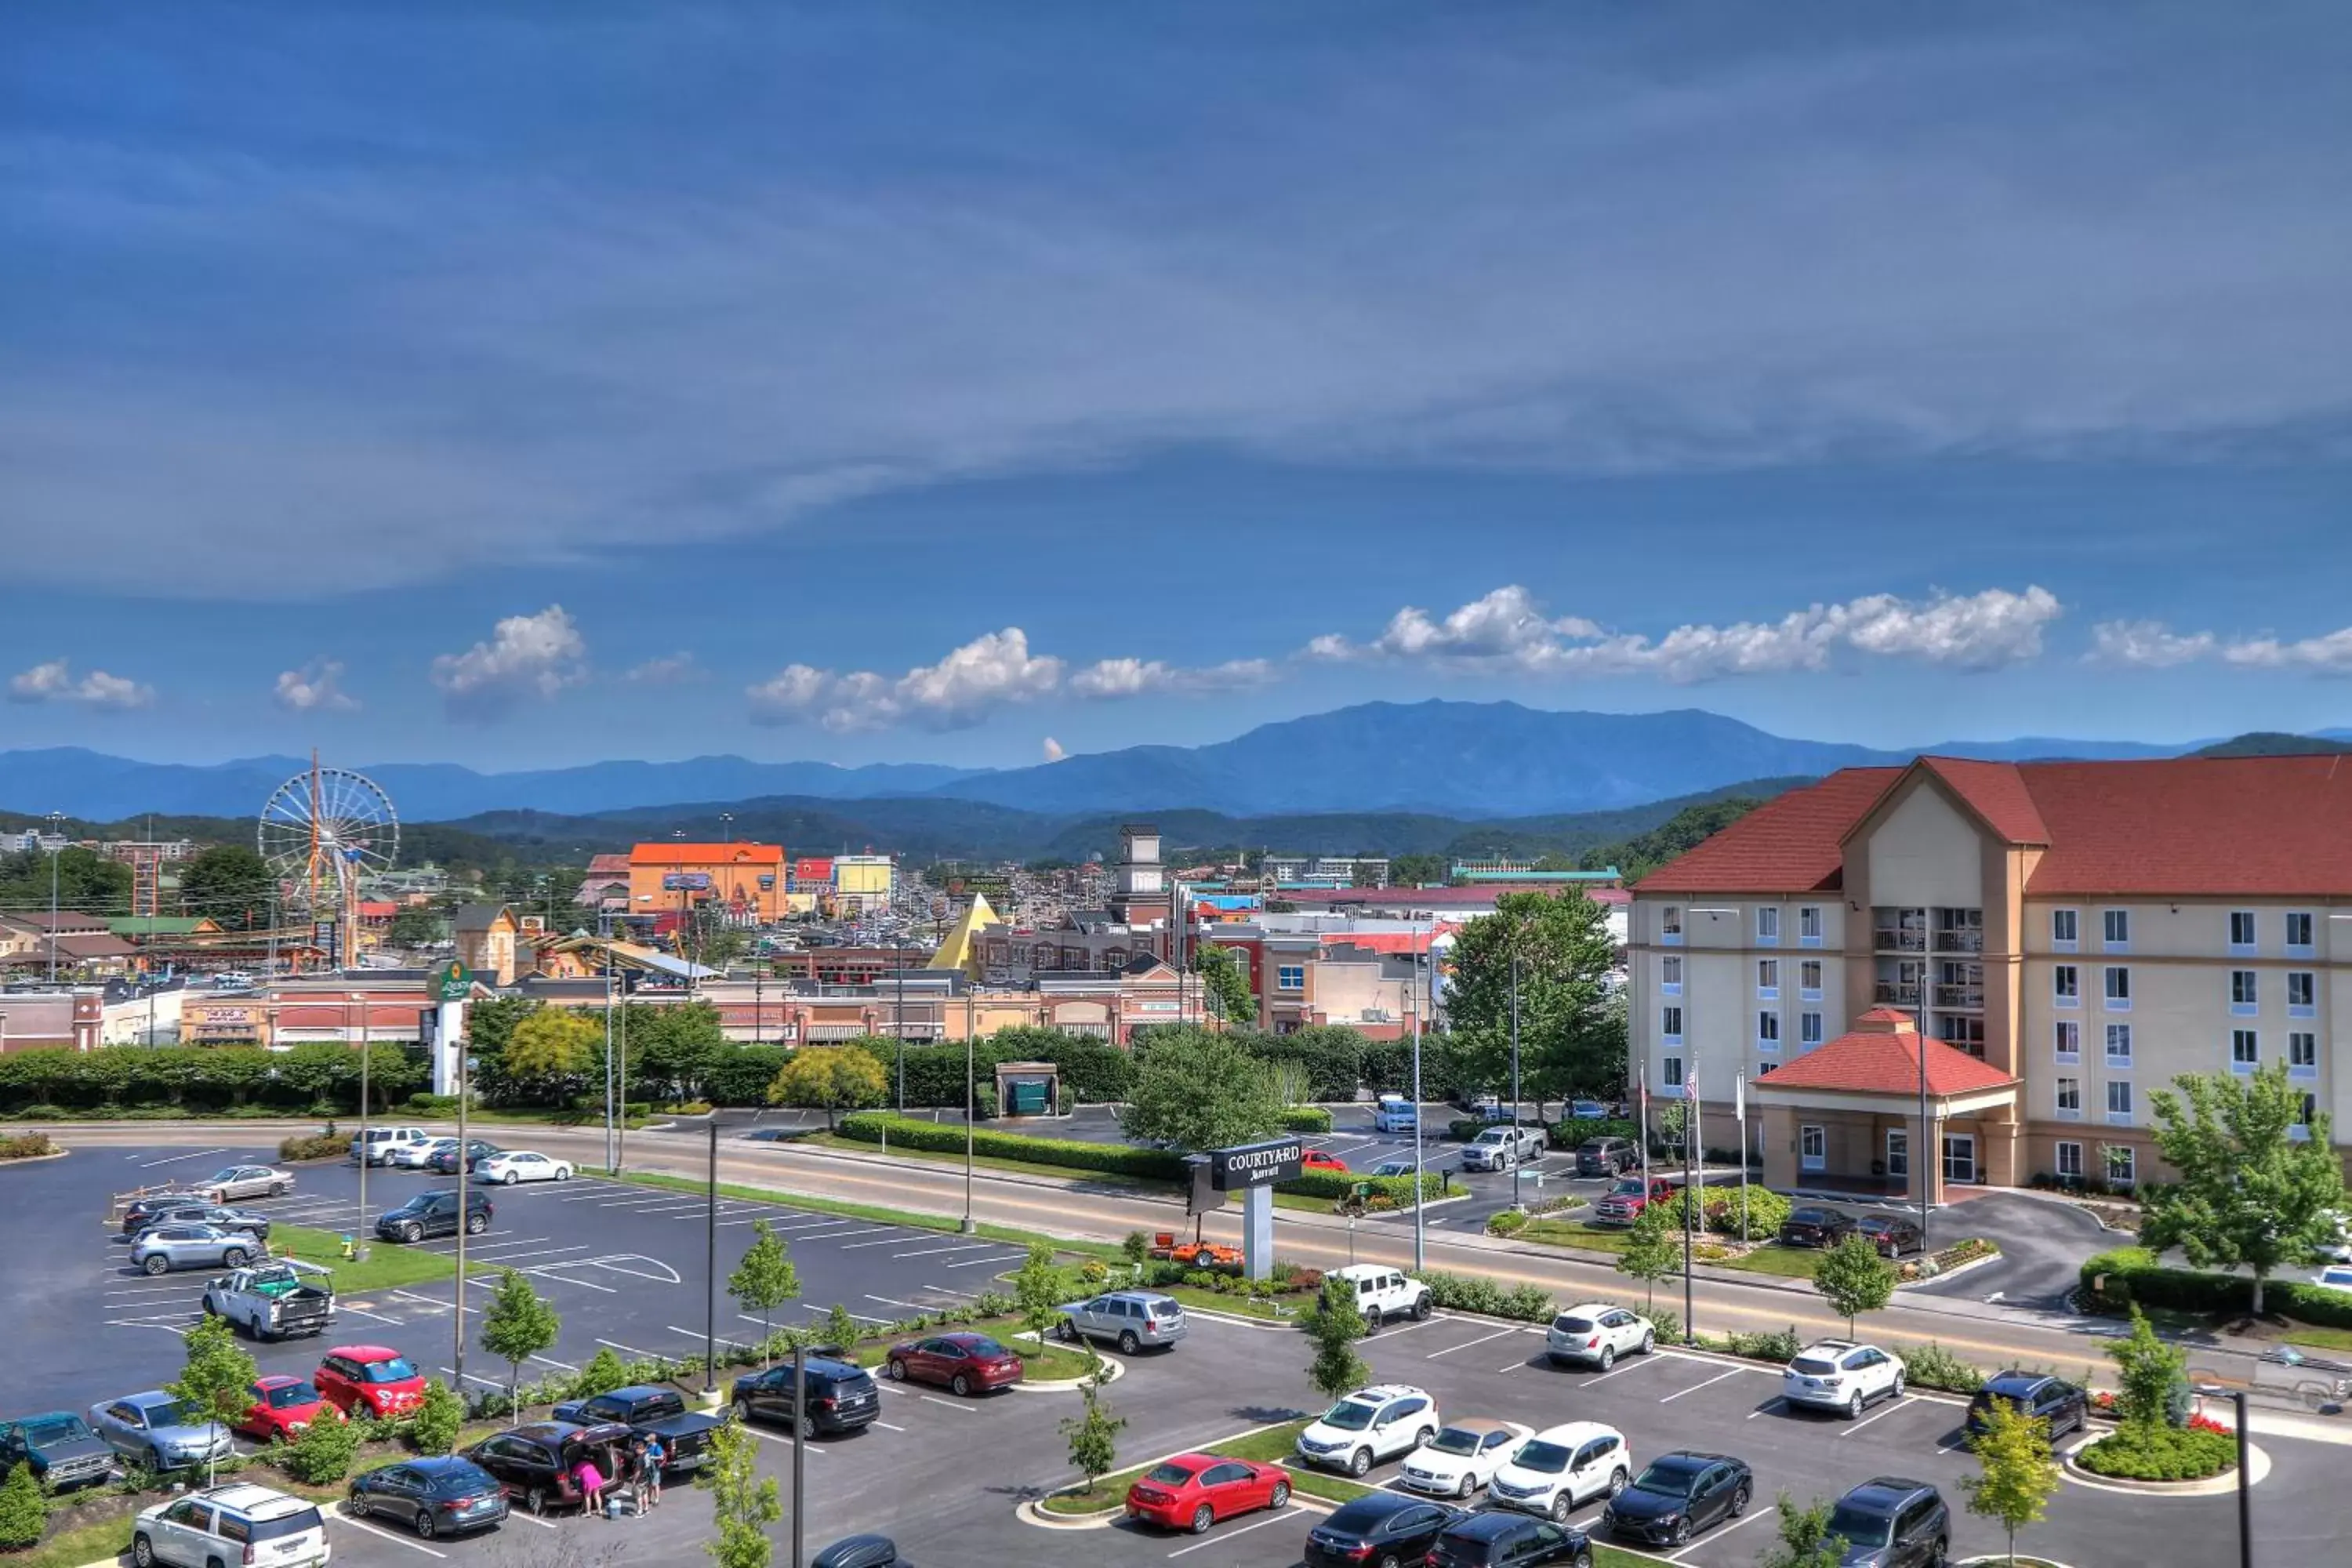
2058 1432 2270 1498
1011 1355 1127 1393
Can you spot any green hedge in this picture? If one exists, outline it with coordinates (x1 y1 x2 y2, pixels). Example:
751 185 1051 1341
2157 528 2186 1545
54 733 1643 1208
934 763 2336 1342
839 1113 1189 1181
1410 1269 1555 1322
1547 1117 1639 1149
0 1043 426 1116
1279 1107 1334 1134
2076 1424 2237 1481
2080 1247 2352 1329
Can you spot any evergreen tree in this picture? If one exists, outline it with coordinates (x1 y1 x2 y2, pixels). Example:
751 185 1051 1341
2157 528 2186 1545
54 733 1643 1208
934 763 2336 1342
0 1463 45 1551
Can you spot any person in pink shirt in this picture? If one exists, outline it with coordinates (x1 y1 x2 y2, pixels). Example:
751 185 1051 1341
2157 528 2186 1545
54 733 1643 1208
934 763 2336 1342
572 1454 607 1518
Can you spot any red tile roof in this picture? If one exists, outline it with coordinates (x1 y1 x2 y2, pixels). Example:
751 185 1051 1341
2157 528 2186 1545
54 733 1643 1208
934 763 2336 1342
1634 769 1901 893
1912 757 2050 845
1754 1011 2018 1099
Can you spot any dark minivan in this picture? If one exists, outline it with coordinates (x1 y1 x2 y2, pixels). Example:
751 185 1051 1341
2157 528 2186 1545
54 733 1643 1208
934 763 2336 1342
1304 1494 1463 1568
1431 1510 1593 1567
1965 1372 2089 1439
1824 1477 1948 1568
731 1355 881 1439
376 1189 493 1243
1574 1138 1639 1178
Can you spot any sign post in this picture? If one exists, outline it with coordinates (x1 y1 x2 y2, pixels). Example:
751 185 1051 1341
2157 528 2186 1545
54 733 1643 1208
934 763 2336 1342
429 960 472 1096
1209 1136 1303 1283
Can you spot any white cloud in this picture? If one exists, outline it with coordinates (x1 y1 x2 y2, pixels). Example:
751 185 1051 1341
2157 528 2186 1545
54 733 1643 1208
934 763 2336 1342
1311 585 2060 682
1041 736 1066 763
622 652 702 685
1068 656 1275 699
429 605 587 719
2090 618 2352 674
8 659 155 710
272 660 358 713
748 627 1062 731
2223 629 2352 673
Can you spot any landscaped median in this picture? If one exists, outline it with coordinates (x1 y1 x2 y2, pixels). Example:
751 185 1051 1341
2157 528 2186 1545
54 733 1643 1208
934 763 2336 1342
268 1224 456 1293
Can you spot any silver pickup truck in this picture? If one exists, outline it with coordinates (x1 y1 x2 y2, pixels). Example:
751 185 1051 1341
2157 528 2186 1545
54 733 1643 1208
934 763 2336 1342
201 1259 337 1342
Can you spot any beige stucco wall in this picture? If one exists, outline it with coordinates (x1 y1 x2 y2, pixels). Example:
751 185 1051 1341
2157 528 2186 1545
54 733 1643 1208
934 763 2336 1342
1866 784 1985 913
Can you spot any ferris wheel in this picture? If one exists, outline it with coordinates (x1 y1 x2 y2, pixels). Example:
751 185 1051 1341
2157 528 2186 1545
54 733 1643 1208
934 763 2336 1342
259 754 399 969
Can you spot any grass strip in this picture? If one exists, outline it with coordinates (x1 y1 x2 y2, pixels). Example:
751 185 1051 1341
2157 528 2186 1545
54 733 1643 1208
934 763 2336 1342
269 1223 456 1292
1160 1284 1296 1322
15 1515 132 1568
1714 1244 1823 1279
1518 1217 1638 1255
803 1131 1163 1191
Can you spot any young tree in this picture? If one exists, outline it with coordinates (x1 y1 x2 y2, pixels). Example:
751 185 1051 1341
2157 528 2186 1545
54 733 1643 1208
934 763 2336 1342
1118 1027 1285 1152
1961 1398 2060 1566
387 906 444 946
167 1315 256 1483
481 1268 562 1414
0 1462 44 1552
1756 1494 1847 1568
727 1220 801 1363
1616 1200 1683 1314
1058 1370 1127 1499
1812 1234 1898 1338
1304 1275 1371 1402
503 1007 601 1102
766 1046 887 1128
2140 1062 2343 1315
1445 890 1621 1109
2105 1308 2191 1429
176 845 274 931
1013 1241 1070 1355
1190 941 1258 1026
698 1417 781 1568
824 1303 861 1357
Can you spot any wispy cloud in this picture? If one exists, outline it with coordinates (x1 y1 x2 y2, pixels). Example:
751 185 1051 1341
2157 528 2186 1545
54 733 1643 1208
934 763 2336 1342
622 652 702 686
8 659 155 710
1068 657 1275 699
2093 618 2352 674
430 605 588 720
272 659 359 712
1312 585 2062 682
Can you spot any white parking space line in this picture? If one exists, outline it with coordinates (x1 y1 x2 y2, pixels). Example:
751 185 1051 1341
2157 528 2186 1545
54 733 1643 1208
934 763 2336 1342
872 1420 906 1432
867 1295 930 1312
596 1338 667 1359
423 1234 554 1253
1325 1142 1383 1160
339 1305 402 1325
1425 1327 1520 1359
1665 1501 1773 1560
436 1367 504 1392
923 1284 978 1298
1660 1368 1746 1403
1167 1511 1297 1556
140 1149 227 1167
393 1288 477 1315
1748 1397 1788 1420
1838 1398 1913 1437
834 1234 913 1250
944 1251 1025 1269
528 1272 618 1294
803 1225 896 1242
333 1511 448 1558
888 1243 993 1260
530 1354 579 1371
802 1303 895 1324
1582 1355 1661 1385
918 1395 975 1413
737 1425 826 1452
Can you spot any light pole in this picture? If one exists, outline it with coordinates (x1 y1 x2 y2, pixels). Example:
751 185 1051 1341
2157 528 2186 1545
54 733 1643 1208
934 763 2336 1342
1411 927 1428 1270
1680 907 1739 1344
962 986 977 1234
720 812 734 844
350 990 371 1261
45 812 66 985
2194 1384 2252 1568
1509 952 1523 1214
894 941 906 1112
603 938 617 1171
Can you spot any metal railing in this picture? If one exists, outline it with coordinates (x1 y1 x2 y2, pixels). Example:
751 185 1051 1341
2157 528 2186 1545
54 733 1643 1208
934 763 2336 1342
1933 985 1984 1009
1873 981 1921 1005
1932 931 1984 953
1872 928 1926 951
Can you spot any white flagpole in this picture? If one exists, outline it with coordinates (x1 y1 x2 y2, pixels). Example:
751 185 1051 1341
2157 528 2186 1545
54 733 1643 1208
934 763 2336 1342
1736 1069 1749 1242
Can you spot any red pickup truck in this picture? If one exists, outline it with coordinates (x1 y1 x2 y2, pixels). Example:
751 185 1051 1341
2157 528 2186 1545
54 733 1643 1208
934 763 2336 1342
1593 1175 1679 1225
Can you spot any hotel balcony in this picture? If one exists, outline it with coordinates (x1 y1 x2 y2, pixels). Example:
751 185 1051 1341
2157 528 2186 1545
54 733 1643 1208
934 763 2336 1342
1933 984 1984 1010
1932 931 1984 955
1873 981 1921 1007
1872 929 1926 953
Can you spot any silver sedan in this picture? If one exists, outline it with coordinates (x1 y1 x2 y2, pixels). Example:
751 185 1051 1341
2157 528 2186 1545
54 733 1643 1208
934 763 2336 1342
198 1164 292 1202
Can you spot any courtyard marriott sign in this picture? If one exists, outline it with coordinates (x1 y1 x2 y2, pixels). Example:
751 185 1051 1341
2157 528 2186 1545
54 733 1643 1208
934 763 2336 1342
1209 1135 1305 1191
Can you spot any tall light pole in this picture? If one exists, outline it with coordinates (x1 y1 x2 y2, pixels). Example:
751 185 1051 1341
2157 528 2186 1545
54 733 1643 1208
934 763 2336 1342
350 990 371 1260
1411 926 1428 1270
894 941 907 1112
45 812 66 985
1680 907 1739 1344
962 986 977 1235
1508 953 1523 1214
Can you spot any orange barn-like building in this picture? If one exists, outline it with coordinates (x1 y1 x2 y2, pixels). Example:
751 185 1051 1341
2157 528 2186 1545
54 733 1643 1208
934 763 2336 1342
627 842 786 924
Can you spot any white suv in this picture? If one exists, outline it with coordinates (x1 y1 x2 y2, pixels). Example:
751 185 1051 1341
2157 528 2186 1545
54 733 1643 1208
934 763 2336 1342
1545 1301 1656 1370
1782 1340 1906 1418
1294 1385 1439 1477
1487 1421 1632 1523
1461 1124 1546 1171
1327 1263 1433 1330
134 1483 330 1568
350 1127 430 1167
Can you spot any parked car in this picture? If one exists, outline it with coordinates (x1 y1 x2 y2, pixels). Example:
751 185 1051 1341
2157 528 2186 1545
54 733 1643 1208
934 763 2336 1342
350 1127 432 1167
1461 1124 1546 1171
203 1259 336 1342
387 1138 447 1170
315 1346 427 1417
1370 1159 1417 1178
477 1150 575 1185
1573 1138 1639 1178
1594 1176 1678 1225
1779 1207 1859 1249
234 1377 343 1442
426 1138 503 1174
2313 1210 2352 1264
1854 1215 1924 1258
1327 1263 1433 1328
1294 1384 1439 1477
118 1192 214 1235
1545 1302 1655 1370
548 1384 722 1471
1373 1096 1420 1134
1123 1452 1291 1534
348 1455 510 1540
463 1421 634 1515
731 1356 881 1439
1056 1290 1187 1353
1824 1476 1950 1568
2310 1263 2352 1295
376 1189 492 1243
1431 1511 1594 1568
132 1483 328 1568
0 1411 112 1490
1300 1149 1350 1174
1965 1372 2089 1439
1783 1341 1907 1419
1303 1494 1464 1568
812 1536 911 1568
87 1392 231 1472
131 1204 274 1244
195 1165 292 1203
1599 1451 1753 1548
882 1333 1024 1396
130 1222 266 1276
1398 1418 1533 1499
1488 1421 1631 1523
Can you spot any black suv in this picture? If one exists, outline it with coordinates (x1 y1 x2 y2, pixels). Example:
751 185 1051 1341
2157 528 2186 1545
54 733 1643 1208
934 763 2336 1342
376 1189 493 1243
1825 1477 1948 1568
1966 1372 2089 1439
1431 1511 1592 1566
1574 1138 1639 1177
731 1356 881 1439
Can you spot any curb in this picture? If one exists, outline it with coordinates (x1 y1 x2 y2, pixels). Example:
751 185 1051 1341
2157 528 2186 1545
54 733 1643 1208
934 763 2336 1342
1010 1356 1126 1394
1901 1248 2005 1290
2058 1431 2269 1497
0 1146 72 1165
1015 1497 1124 1530
1177 1304 1298 1333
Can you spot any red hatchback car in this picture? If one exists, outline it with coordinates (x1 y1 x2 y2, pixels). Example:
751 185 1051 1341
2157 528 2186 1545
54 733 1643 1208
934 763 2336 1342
1301 1150 1348 1174
883 1333 1024 1396
1127 1453 1292 1534
236 1375 345 1441
316 1345 427 1417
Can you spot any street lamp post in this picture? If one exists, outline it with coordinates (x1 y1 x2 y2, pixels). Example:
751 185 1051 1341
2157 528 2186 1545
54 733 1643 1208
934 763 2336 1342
45 812 66 985
1680 907 1739 1345
1411 928 1428 1271
350 991 371 1261
963 987 977 1235
1509 953 1523 1214
2194 1384 2252 1568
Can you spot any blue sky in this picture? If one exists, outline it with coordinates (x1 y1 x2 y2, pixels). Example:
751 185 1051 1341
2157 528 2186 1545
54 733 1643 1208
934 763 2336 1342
5 2 2351 771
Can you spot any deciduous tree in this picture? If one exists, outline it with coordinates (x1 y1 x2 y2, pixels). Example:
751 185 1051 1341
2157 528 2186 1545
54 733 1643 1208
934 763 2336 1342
1756 1494 1846 1568
727 1220 801 1363
1304 1275 1370 1403
766 1047 887 1128
481 1268 561 1414
1445 890 1621 1110
1615 1200 1683 1315
1812 1234 1897 1338
176 845 274 931
1191 941 1258 1026
502 1007 601 1102
1060 1370 1127 1497
1961 1397 2060 1566
166 1316 255 1483
698 1417 780 1568
1118 1028 1283 1152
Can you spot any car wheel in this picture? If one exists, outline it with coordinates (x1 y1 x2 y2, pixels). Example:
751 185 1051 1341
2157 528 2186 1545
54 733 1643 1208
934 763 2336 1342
414 1511 436 1541
132 1535 155 1568
1639 1330 1655 1355
1117 1330 1140 1356
1190 1503 1214 1534
1363 1306 1382 1332
1269 1481 1289 1509
525 1486 546 1516
1377 1556 1400 1568
1571 1553 1592 1568
350 1497 369 1520
1412 1295 1432 1320
1606 1468 1628 1497
886 1359 906 1381
224 1247 249 1267
503 1171 520 1185
1892 1372 1905 1399
1551 1493 1572 1523
1731 1485 1750 1517
402 1221 424 1243
1929 1537 1948 1567
1459 1474 1476 1499
951 1374 971 1397
555 1167 572 1181
143 1255 169 1276
1348 1446 1372 1478
1598 1345 1616 1371
270 1181 289 1196
799 1414 818 1441
1847 1391 1864 1419
1670 1518 1690 1545
466 1213 487 1234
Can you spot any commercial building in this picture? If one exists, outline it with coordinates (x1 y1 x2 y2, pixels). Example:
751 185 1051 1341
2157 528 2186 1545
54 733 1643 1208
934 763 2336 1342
1629 754 2352 1203
627 841 786 924
831 855 895 916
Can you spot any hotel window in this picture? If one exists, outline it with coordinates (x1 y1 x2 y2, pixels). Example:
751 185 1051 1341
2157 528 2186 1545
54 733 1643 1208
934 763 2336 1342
2056 1077 2082 1118
1661 1006 1684 1043
1661 906 1683 944
2056 1141 2084 1181
2054 1020 2081 1064
1801 1011 1823 1048
1757 959 1779 1000
2053 964 2079 1007
2229 910 2257 953
2106 1146 2136 1189
2232 1029 2259 1072
2230 969 2258 1015
1756 907 1780 946
2106 1023 2133 1066
2295 1094 2318 1141
2107 1080 2134 1124
2288 912 2315 955
2291 1029 2318 1073
2103 909 2130 949
2104 966 2132 1011
1799 906 1824 946
1661 955 1682 994
2052 909 2079 951
1756 1062 1778 1077
1799 960 1822 1000
1757 1011 1781 1052
1276 964 1305 992
1661 1055 1683 1092
2289 971 2316 1017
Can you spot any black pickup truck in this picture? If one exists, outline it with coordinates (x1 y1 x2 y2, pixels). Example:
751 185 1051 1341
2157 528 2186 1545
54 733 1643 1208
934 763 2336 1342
547 1385 722 1472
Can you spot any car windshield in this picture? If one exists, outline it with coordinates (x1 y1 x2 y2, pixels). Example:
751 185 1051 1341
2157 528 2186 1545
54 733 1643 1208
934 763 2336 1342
1512 1440 1571 1474
1608 1178 1646 1196
143 1401 193 1427
1425 1428 1483 1456
209 1168 243 1182
961 1338 1008 1359
267 1383 323 1408
1144 1462 1200 1486
1633 1461 1705 1497
1826 1504 1894 1547
22 1417 85 1446
1322 1400 1379 1432
363 1359 419 1383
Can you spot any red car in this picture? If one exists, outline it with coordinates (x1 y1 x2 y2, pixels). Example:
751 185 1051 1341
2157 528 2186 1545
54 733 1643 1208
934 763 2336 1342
1301 1151 1349 1174
882 1333 1025 1396
316 1345 427 1417
1126 1453 1291 1534
235 1375 346 1440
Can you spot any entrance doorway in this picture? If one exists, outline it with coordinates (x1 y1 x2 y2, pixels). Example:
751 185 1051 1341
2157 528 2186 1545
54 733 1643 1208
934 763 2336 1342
1800 1125 1826 1173
1941 1132 1978 1185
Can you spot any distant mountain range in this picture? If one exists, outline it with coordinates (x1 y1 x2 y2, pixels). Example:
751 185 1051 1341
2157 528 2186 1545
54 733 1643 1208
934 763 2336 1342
2 702 2340 826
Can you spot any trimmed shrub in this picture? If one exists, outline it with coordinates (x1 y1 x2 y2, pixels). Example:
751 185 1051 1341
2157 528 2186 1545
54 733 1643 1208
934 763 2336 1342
1902 1341 1987 1395
2076 1423 2237 1481
567 1347 633 1399
1725 1325 1804 1363
1546 1116 1639 1150
0 1131 56 1160
1487 1210 1530 1236
408 1379 463 1457
839 1112 1188 1179
706 1046 790 1107
2079 1247 2352 1330
278 1132 347 1162
404 1093 461 1115
1279 1107 1334 1134
276 1407 362 1483
0 1462 42 1550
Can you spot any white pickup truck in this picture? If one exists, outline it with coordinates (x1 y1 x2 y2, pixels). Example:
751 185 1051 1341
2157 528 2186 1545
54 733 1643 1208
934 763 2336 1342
202 1259 337 1342
1460 1124 1547 1172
